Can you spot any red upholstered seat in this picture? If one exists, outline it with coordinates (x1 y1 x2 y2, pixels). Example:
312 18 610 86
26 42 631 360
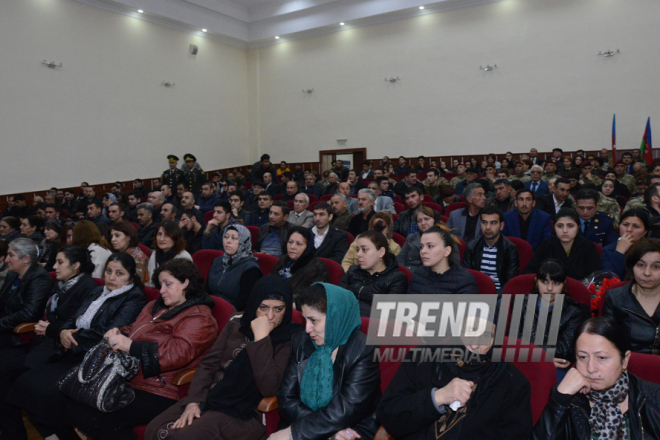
320 194 333 202
130 222 140 230
421 194 433 202
628 352 660 384
318 257 345 284
391 233 406 249
594 243 602 257
422 201 443 215
246 225 260 249
192 249 224 282
307 194 318 203
138 244 151 258
393 202 406 214
391 214 398 223
346 232 355 245
307 201 319 212
143 286 161 302
455 237 466 263
254 252 279 276
274 194 283 200
467 269 496 295
398 265 412 284
505 236 533 275
440 215 449 224
285 201 294 211
204 210 214 225
444 202 466 217
93 278 105 286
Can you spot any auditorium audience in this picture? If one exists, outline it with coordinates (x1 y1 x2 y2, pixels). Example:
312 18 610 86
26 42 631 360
0 217 21 243
255 201 293 257
487 178 516 213
19 215 44 245
202 200 234 251
146 221 192 286
533 316 660 440
271 226 329 302
311 203 349 264
524 208 601 280
394 169 425 200
38 219 61 271
525 165 550 196
247 192 272 227
6 253 146 439
366 181 396 214
601 209 649 278
108 220 149 283
394 186 427 236
537 177 573 220
287 193 314 228
448 182 486 244
339 230 408 316
347 189 377 237
408 226 479 295
72 220 113 278
602 239 660 354
502 189 553 250
574 189 618 247
342 212 401 271
206 224 262 311
137 202 159 247
273 283 381 440
329 193 354 231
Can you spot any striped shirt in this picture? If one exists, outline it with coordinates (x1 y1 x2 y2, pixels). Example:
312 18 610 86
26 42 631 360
479 245 500 289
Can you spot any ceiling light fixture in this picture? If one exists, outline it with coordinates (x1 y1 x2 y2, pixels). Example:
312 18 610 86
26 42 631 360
137 9 143 13
202 29 207 32
340 22 345 26
419 6 425 9
275 36 280 39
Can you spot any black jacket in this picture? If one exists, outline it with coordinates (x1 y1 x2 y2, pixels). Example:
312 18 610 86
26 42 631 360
462 235 520 289
44 274 99 338
271 252 330 303
0 263 54 334
339 256 409 316
536 195 573 220
378 348 532 440
533 374 660 440
408 264 479 295
278 329 381 440
523 234 601 281
255 222 294 254
313 227 349 264
59 285 146 355
138 222 159 247
517 295 590 363
602 283 660 355
393 181 425 200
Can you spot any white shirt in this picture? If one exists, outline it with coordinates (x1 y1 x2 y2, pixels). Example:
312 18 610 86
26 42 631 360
312 226 329 249
553 194 563 213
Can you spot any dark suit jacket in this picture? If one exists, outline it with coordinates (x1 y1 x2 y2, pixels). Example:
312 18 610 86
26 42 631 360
536 195 573 220
314 227 350 264
524 180 549 197
502 209 552 251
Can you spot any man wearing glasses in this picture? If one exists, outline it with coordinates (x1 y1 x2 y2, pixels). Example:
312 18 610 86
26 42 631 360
523 165 549 196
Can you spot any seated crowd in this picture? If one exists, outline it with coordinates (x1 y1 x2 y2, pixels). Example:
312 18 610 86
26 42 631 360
0 148 660 440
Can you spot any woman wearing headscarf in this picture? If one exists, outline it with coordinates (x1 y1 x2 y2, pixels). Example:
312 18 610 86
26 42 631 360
533 316 660 440
205 223 262 311
271 283 381 440
145 275 302 440
271 226 329 304
378 317 533 440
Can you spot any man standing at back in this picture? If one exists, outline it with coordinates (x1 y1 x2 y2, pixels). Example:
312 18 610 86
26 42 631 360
161 155 184 190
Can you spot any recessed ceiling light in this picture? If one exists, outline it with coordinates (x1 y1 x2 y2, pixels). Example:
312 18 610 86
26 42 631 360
275 36 280 39
340 22 345 26
137 9 143 13
202 29 207 32
419 6 425 9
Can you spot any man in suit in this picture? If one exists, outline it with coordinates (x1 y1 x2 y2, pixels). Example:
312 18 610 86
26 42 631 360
301 173 322 199
360 161 375 180
287 193 314 228
536 178 573 220
575 189 618 247
263 172 283 196
529 148 544 167
502 188 553 250
447 183 487 244
310 203 349 264
366 181 396 215
524 165 549 197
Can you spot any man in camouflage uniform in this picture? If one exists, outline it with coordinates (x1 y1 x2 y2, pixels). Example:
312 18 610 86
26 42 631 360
183 153 207 197
450 163 467 187
161 155 184 190
579 160 602 187
509 162 531 183
613 161 636 193
423 167 451 198
598 191 621 224
541 161 558 182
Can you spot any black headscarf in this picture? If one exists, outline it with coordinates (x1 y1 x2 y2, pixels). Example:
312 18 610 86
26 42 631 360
203 275 302 419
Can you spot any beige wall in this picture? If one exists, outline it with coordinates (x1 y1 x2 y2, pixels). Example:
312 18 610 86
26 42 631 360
248 0 660 163
0 0 249 194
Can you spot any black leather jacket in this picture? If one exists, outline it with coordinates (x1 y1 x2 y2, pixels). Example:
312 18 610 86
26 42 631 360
462 235 520 288
533 374 660 440
278 328 381 440
59 285 147 355
602 284 660 355
0 263 54 334
339 256 409 316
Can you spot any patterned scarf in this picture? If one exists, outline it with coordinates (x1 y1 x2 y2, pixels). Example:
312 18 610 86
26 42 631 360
587 371 630 440
75 284 134 329
222 224 254 268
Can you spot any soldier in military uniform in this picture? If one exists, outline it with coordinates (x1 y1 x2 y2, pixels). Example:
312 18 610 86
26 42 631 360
598 191 621 224
541 161 558 182
161 155 184 190
579 160 602 187
575 189 618 247
449 163 467 187
183 153 207 197
613 160 636 193
508 162 532 183
623 176 660 213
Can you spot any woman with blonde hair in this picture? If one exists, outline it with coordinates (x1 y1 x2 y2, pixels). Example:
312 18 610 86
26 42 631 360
341 211 400 271
72 221 113 278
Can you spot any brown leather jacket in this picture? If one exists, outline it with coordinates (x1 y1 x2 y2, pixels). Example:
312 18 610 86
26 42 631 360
121 296 218 400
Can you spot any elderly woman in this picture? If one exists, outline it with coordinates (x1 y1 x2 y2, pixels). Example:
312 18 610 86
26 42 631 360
270 283 381 440
39 219 62 271
55 259 218 440
206 224 262 311
72 220 113 278
0 238 53 349
0 246 96 440
108 220 149 283
0 217 21 243
342 211 401 271
6 253 146 440
601 209 649 278
145 275 302 440
146 221 192 286
602 239 660 354
339 230 408 316
533 316 660 439
378 317 533 440
271 226 329 304
19 215 44 245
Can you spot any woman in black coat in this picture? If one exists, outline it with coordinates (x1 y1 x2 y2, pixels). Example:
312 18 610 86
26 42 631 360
271 226 330 306
523 208 601 281
0 245 97 440
5 253 146 439
533 317 660 440
339 230 408 316
0 238 53 349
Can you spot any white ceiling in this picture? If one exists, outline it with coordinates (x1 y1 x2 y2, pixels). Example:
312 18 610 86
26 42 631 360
76 0 502 48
